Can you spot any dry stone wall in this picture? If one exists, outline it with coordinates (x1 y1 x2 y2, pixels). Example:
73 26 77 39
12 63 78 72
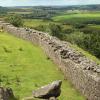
0 21 100 100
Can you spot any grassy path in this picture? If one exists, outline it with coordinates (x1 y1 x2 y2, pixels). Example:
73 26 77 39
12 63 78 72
0 32 85 100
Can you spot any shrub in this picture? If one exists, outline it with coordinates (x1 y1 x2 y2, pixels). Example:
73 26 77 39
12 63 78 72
62 27 75 34
5 14 23 27
74 23 86 29
35 25 46 32
49 23 63 39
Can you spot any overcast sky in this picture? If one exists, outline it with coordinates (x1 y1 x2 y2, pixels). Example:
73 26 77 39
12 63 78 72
0 0 100 7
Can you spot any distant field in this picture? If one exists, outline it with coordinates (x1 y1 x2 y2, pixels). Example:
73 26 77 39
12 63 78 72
87 24 100 30
52 13 100 23
8 11 32 14
23 19 53 28
0 32 85 100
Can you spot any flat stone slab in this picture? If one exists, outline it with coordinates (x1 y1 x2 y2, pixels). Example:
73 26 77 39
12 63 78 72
33 80 62 99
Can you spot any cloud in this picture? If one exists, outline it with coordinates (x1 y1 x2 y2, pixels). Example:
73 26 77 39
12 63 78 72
0 0 100 6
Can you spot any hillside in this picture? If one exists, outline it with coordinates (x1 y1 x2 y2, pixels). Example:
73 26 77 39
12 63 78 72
0 4 100 100
0 31 85 100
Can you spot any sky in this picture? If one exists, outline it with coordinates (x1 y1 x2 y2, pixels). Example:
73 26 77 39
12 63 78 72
0 0 100 7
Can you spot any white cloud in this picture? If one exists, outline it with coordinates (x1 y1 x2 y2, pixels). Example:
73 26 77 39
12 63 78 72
0 0 100 6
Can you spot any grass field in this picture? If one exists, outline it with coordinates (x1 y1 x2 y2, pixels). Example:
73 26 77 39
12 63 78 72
87 24 100 30
8 12 32 14
52 13 100 23
0 32 85 100
23 19 53 28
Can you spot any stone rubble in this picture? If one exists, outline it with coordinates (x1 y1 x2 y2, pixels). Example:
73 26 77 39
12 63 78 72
0 87 15 100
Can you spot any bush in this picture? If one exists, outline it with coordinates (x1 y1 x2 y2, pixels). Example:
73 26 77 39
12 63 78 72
35 25 46 32
65 32 85 44
64 31 100 59
81 33 100 58
49 23 63 39
74 23 86 29
5 14 23 27
62 27 75 34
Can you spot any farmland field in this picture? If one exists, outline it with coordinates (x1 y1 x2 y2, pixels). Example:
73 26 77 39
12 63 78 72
8 11 32 14
23 19 52 28
87 24 100 30
0 32 85 100
52 13 100 24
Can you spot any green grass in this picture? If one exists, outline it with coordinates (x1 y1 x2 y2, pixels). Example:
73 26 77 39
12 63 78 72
53 13 100 19
23 19 53 28
8 11 32 14
87 24 100 30
52 13 100 23
0 32 85 100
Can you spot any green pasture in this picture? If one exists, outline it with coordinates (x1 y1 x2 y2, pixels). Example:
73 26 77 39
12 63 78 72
87 24 100 30
0 32 85 100
8 12 32 14
52 13 100 23
23 19 53 28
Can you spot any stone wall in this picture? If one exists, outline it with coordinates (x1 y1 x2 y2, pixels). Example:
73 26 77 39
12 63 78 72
0 21 100 100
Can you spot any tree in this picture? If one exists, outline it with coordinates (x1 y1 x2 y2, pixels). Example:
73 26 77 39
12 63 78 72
0 6 8 14
49 23 63 39
5 14 23 27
